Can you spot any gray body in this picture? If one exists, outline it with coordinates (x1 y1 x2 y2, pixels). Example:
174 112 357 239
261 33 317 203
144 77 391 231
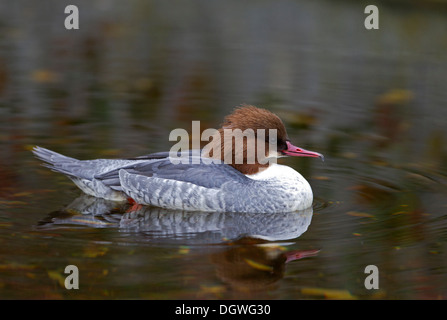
33 146 313 213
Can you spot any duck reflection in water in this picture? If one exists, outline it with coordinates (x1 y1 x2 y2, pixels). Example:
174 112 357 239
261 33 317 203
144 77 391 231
38 194 319 294
211 237 319 294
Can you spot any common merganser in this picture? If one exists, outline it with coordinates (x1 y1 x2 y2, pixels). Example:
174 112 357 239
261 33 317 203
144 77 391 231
32 105 323 213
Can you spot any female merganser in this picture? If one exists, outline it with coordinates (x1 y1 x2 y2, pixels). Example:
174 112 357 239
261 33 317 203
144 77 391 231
33 105 323 213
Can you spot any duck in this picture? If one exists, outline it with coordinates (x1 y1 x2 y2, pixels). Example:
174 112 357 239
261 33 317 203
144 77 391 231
32 105 323 213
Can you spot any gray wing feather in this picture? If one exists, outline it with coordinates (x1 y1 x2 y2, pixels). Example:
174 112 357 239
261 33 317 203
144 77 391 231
127 149 202 160
95 156 248 190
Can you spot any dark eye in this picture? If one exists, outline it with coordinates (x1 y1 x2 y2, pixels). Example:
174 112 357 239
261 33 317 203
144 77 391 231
265 135 287 151
277 140 287 151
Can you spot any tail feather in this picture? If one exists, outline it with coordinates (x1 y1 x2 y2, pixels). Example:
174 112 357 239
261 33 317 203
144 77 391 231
32 146 80 177
32 146 127 201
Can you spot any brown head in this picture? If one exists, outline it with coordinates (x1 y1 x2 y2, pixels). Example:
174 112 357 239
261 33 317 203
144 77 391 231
205 105 323 175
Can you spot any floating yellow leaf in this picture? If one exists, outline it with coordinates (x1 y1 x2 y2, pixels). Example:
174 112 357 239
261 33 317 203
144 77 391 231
47 270 66 288
0 200 27 205
83 246 108 258
199 285 226 295
341 152 358 159
0 263 37 270
244 258 273 272
347 211 374 218
312 176 331 181
377 89 413 105
301 287 357 300
369 290 387 299
0 222 13 228
178 246 190 255
352 233 362 236
11 192 33 198
31 69 59 83
392 211 408 215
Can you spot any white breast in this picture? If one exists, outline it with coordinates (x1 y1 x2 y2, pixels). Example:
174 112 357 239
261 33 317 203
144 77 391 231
246 163 313 211
246 163 303 181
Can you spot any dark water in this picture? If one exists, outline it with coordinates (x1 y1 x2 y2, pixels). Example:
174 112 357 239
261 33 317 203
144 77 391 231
1 0 447 299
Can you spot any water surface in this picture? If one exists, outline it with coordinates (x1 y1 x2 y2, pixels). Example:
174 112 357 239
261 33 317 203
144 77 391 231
1 0 447 299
